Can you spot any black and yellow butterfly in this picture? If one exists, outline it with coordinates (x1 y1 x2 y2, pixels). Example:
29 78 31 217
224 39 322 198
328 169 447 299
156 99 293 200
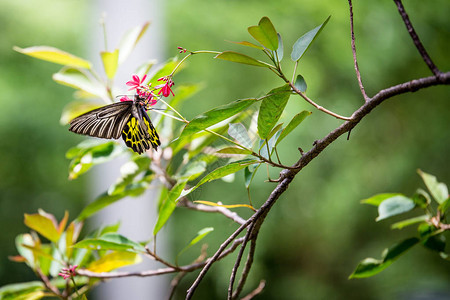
69 95 160 154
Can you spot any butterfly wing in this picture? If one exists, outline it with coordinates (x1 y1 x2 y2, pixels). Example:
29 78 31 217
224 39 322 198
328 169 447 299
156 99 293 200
69 102 132 139
121 104 161 154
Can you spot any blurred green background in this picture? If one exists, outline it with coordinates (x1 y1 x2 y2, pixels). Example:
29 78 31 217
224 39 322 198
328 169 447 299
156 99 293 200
1 0 449 299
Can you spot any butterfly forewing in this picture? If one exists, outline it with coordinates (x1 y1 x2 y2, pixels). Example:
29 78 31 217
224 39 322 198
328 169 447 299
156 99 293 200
69 102 133 139
69 100 160 154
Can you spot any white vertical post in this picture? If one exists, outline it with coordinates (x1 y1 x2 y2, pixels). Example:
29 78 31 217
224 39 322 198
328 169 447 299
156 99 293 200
88 1 168 299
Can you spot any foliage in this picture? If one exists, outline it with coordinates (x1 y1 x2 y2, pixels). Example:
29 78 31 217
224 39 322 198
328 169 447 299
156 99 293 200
2 1 449 299
351 170 450 278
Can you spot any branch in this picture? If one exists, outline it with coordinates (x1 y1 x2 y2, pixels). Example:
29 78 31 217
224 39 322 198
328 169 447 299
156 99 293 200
178 197 246 225
35 267 62 298
227 222 255 299
288 81 352 121
76 237 245 279
393 0 441 76
232 234 258 299
241 280 266 300
348 0 369 101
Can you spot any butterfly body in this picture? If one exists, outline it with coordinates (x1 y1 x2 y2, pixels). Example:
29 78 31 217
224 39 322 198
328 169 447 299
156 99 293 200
69 95 160 154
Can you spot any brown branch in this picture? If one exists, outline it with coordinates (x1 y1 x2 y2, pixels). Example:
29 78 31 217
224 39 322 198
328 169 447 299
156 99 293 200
241 280 266 300
179 198 246 225
35 267 62 298
288 82 352 121
227 222 255 299
393 0 441 76
76 237 245 280
232 234 258 299
348 0 369 101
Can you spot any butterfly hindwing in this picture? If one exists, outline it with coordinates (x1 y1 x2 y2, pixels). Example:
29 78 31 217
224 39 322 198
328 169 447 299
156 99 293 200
69 102 133 139
121 106 160 154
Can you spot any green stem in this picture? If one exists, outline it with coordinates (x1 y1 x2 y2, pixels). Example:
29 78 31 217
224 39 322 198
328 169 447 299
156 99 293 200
158 98 188 122
70 277 81 298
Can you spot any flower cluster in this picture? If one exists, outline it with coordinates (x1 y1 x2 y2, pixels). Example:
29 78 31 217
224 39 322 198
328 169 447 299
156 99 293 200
122 74 175 109
58 265 78 280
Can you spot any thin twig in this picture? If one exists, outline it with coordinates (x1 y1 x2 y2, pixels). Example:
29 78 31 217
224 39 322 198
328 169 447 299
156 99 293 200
145 246 180 270
186 219 253 299
168 272 187 300
178 197 246 225
232 235 258 299
228 222 256 299
288 82 353 121
241 280 266 300
76 237 246 280
393 0 441 76
348 0 369 102
35 267 62 298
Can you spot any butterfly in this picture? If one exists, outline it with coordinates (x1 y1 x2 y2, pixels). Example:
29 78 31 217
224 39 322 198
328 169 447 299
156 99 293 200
69 95 161 154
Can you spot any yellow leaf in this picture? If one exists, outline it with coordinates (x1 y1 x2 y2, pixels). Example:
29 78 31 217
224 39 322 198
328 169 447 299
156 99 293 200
194 200 256 211
14 46 92 69
58 211 69 234
86 251 142 273
24 214 60 242
100 49 119 79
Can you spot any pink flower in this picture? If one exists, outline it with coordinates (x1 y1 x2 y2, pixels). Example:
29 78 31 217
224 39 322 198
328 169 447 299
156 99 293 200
126 74 147 91
157 77 175 97
120 96 132 102
177 46 187 53
59 265 78 280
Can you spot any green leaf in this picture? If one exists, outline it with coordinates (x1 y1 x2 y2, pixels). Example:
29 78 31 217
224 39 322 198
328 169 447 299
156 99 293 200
391 215 429 230
153 181 187 235
179 159 258 200
276 33 284 61
100 49 119 79
438 197 450 214
176 227 214 264
60 100 103 125
376 195 415 221
276 111 311 146
15 234 36 269
349 238 419 279
108 156 151 195
418 223 446 253
148 58 179 87
175 160 207 181
73 233 145 253
361 193 403 206
217 147 252 155
228 123 253 149
52 67 108 101
86 251 142 272
14 46 92 69
294 74 307 92
259 129 282 159
0 281 44 300
412 188 431 209
244 163 261 189
291 16 331 62
179 98 257 139
118 22 150 64
66 140 124 180
228 40 264 50
24 214 60 243
73 238 133 252
76 182 147 221
417 169 448 204
135 59 157 78
257 84 291 139
215 51 269 67
100 233 146 252
247 16 278 50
